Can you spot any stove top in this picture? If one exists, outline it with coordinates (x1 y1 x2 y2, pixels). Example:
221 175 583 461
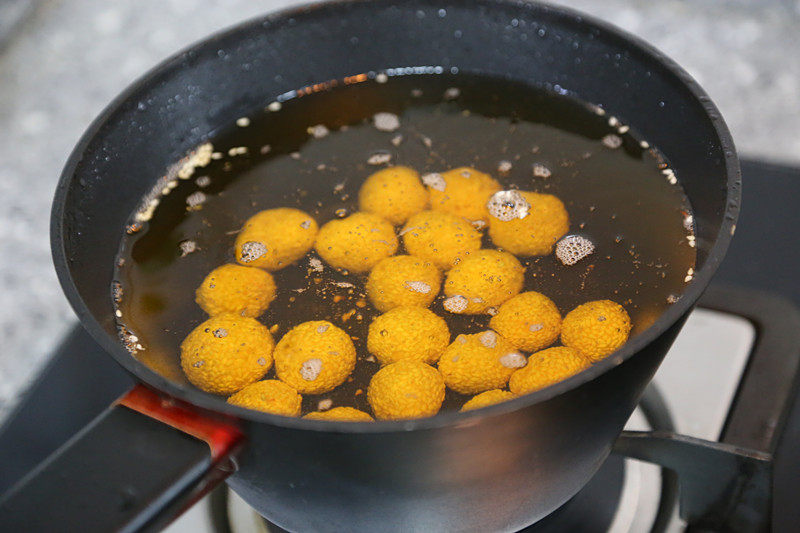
1 159 799 532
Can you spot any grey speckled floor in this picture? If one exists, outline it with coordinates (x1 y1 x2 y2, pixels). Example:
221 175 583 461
0 0 798 419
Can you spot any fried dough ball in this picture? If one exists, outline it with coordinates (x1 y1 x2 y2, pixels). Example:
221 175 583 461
303 407 374 422
443 250 525 314
437 331 527 394
180 314 274 395
195 264 276 317
315 212 398 273
367 360 446 420
227 380 302 417
561 300 632 361
489 291 561 352
366 255 441 312
508 347 592 395
461 389 516 412
273 321 356 394
402 210 482 270
235 208 318 270
367 306 450 365
358 166 428 225
488 191 569 256
426 167 501 223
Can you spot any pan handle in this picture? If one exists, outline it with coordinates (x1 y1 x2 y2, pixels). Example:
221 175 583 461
0 385 243 532
614 430 772 532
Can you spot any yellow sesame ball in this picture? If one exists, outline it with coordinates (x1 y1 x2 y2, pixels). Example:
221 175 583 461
273 321 356 394
402 210 482 270
180 314 274 395
235 208 318 270
367 306 450 365
366 255 441 312
315 212 398 273
195 264 276 318
303 407 374 422
358 166 429 225
443 250 525 314
427 167 501 223
367 360 445 420
489 291 562 352
509 347 592 395
561 300 632 361
227 380 301 417
461 389 516 412
437 331 527 394
488 191 569 256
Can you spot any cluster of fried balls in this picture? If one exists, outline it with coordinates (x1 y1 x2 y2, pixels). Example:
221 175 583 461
179 166 632 421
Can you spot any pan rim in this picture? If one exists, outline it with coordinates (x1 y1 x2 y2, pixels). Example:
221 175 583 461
50 0 740 434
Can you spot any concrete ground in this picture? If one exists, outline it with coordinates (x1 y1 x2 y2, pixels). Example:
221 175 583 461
0 0 798 419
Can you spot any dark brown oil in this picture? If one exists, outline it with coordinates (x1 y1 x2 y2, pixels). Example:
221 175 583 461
113 72 696 414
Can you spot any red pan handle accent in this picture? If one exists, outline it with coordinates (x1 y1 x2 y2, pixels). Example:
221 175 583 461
118 384 243 461
0 384 245 532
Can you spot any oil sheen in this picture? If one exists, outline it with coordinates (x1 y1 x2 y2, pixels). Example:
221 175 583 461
113 72 696 413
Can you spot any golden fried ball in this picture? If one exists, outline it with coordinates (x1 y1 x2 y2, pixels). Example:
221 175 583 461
227 380 301 417
443 250 525 314
303 407 374 422
367 360 445 420
489 291 561 352
358 166 428 225
561 300 632 361
366 255 441 312
273 321 356 394
315 212 398 273
437 331 526 394
367 306 450 365
427 167 501 223
461 389 516 412
180 314 274 394
508 347 592 395
488 191 569 256
402 210 482 270
235 208 318 270
195 264 276 318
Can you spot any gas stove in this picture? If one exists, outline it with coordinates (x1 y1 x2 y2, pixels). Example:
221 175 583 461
1 159 799 532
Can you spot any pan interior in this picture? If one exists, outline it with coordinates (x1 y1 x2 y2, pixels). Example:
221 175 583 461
112 71 695 416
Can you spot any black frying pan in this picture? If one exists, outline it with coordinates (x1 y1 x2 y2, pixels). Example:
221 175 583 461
0 1 753 531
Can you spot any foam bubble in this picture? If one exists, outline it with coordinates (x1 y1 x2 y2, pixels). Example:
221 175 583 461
179 240 197 257
308 124 330 138
480 330 497 348
309 257 324 272
498 160 513 173
240 241 267 263
532 163 551 178
487 190 531 221
443 295 468 313
555 235 595 266
422 172 446 192
186 191 206 208
500 352 527 369
405 281 431 294
373 112 400 132
444 87 461 99
367 152 392 165
602 134 623 149
301 358 323 381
